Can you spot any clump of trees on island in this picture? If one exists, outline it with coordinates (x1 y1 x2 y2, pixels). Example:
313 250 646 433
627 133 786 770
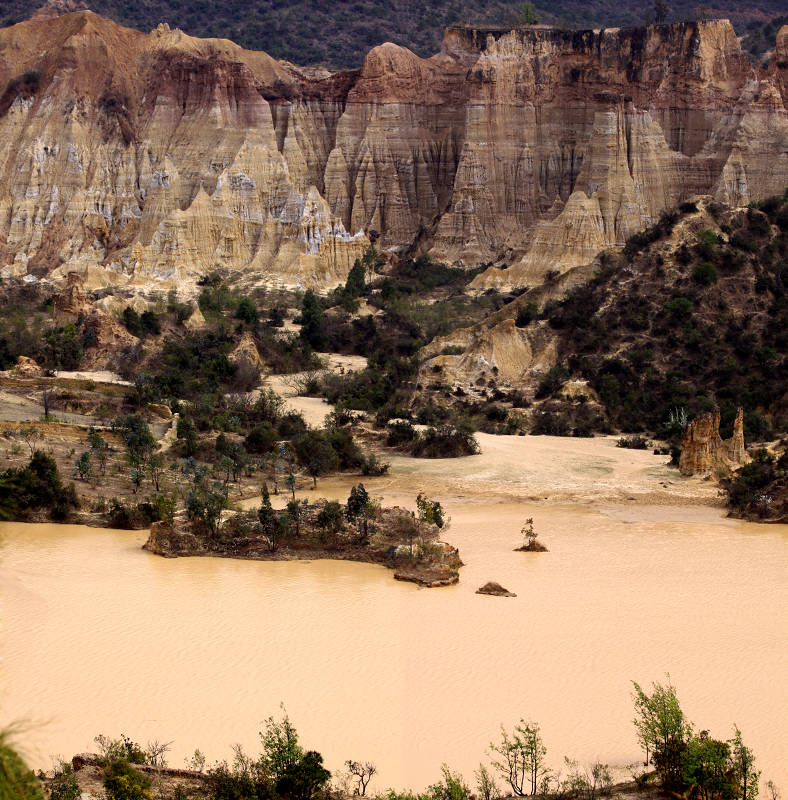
21 679 775 800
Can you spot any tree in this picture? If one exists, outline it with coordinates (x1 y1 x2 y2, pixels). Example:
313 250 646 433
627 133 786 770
259 709 304 781
286 498 303 536
521 518 537 548
299 290 327 350
654 0 670 23
186 474 228 536
475 764 501 800
146 452 165 492
416 493 445 528
344 259 367 300
246 422 278 455
632 677 691 790
236 297 259 327
16 426 40 458
294 431 339 489
176 414 199 457
510 1 539 25
682 732 734 800
729 727 759 800
259 483 282 551
275 751 331 800
88 428 110 475
345 760 377 796
489 721 548 796
316 501 344 543
74 450 92 481
116 415 156 472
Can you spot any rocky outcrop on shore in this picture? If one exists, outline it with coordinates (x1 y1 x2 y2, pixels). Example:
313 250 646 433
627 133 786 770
0 14 786 291
679 407 746 477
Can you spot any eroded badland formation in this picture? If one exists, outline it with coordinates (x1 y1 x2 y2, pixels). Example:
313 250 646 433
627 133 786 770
0 12 787 292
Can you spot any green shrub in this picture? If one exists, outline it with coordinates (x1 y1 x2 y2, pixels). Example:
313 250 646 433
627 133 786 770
411 425 479 458
103 760 152 800
692 261 718 285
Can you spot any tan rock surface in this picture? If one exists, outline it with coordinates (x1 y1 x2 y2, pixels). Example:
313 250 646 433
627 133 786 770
0 14 786 293
14 355 42 377
679 407 746 477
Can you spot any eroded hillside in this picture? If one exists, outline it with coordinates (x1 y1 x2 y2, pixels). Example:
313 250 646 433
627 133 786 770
0 12 787 294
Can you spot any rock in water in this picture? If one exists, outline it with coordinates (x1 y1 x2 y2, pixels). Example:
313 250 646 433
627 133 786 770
476 582 516 597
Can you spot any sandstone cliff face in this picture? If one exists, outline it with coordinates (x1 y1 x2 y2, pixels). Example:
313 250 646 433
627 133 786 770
679 407 746 477
0 13 786 293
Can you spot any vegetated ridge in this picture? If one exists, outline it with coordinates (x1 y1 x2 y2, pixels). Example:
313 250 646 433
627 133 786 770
4 0 788 69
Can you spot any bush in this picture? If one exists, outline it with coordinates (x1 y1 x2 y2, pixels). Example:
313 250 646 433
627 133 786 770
411 425 479 458
387 420 417 447
617 435 651 449
515 301 538 327
692 261 718 285
245 422 279 455
103 760 152 800
0 452 78 521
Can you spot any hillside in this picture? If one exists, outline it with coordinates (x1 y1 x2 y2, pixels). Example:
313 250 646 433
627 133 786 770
420 195 787 442
0 11 786 297
1 0 787 69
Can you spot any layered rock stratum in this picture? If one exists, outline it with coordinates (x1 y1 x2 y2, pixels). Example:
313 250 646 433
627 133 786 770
679 407 746 476
0 12 787 292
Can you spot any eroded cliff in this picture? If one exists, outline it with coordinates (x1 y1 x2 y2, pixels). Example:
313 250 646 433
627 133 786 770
0 13 786 292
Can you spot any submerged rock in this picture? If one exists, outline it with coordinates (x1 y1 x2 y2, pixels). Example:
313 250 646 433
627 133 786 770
476 581 516 597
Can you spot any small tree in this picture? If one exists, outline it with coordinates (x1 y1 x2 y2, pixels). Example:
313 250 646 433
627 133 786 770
48 761 81 800
316 501 344 544
729 727 759 800
428 765 471 800
286 498 303 537
235 297 259 327
16 426 40 458
186 475 228 536
146 453 165 492
654 0 670 22
88 429 109 475
475 764 501 800
345 760 377 796
294 431 339 489
632 677 691 790
74 450 92 481
489 721 548 796
259 483 282 551
521 518 536 548
259 708 304 781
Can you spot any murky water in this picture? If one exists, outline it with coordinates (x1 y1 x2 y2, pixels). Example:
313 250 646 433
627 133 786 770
1 438 787 791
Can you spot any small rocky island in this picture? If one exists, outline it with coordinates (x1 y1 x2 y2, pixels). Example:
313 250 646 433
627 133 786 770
144 486 462 588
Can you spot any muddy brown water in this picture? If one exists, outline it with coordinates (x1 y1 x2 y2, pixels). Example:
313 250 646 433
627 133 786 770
1 435 787 791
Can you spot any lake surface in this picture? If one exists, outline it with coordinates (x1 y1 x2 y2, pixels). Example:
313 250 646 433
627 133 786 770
1 436 787 791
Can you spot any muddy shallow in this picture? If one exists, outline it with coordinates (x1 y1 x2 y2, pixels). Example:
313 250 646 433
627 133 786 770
1 435 786 791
